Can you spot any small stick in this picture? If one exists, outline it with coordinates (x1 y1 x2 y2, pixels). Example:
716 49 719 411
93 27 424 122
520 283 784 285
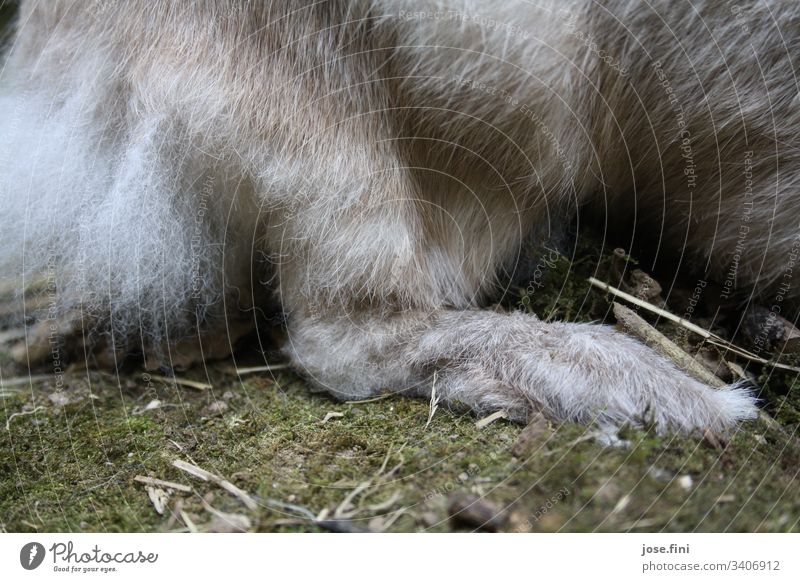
134 475 192 493
172 459 257 510
612 302 725 388
179 510 198 533
590 277 717 338
150 374 211 391
234 364 290 375
589 277 800 373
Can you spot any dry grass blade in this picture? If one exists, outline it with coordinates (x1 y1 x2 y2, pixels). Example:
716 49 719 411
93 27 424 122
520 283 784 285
425 371 440 429
343 393 395 404
330 445 404 520
150 374 211 391
5 406 44 430
172 459 257 510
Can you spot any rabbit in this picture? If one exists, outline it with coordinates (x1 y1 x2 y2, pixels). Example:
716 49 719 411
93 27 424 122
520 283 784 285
4 0 797 432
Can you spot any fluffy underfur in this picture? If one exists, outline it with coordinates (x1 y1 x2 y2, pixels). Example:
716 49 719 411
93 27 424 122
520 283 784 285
4 0 797 431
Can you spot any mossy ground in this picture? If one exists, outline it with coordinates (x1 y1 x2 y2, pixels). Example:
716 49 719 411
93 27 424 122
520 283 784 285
2 241 798 533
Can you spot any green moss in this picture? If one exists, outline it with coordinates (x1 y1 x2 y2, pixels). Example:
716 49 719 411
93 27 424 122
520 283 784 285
2 359 798 532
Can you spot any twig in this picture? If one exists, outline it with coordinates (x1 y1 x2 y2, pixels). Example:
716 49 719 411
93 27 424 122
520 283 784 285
234 364 290 375
589 277 800 373
172 459 257 510
612 301 786 431
590 277 718 338
150 374 211 391
134 475 192 493
612 302 725 387
179 510 198 533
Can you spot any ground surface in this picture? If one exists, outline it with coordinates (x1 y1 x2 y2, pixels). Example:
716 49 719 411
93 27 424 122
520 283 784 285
2 240 799 533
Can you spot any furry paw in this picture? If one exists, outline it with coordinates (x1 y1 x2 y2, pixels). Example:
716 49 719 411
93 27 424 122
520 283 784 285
422 312 758 432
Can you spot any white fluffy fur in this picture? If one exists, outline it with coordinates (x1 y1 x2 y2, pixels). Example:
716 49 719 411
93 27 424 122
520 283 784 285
5 0 793 431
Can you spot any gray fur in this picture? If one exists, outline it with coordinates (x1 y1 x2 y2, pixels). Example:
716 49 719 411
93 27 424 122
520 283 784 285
4 0 794 431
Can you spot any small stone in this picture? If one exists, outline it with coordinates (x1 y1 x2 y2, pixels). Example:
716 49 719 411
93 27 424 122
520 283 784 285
206 401 228 416
647 467 672 482
48 391 70 406
677 475 693 491
507 510 532 533
457 472 469 482
594 480 622 503
511 412 551 457
447 493 507 532
421 512 439 527
630 269 662 301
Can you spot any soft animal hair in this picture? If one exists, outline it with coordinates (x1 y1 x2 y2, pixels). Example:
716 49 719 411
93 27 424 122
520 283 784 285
3 0 797 431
